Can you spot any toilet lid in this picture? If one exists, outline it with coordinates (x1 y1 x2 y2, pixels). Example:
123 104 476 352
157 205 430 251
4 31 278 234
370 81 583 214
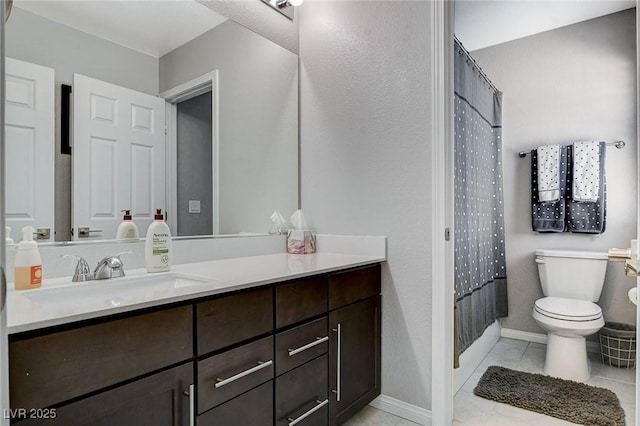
534 297 602 321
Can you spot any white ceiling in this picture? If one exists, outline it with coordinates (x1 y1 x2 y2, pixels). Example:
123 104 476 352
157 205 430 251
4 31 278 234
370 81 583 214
455 0 636 51
14 0 228 58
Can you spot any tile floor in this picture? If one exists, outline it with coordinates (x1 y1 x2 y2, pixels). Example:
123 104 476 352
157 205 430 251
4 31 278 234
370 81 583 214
344 337 636 425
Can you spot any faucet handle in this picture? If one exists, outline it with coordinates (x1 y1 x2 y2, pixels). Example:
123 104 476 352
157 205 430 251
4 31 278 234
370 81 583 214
61 255 94 282
94 251 132 280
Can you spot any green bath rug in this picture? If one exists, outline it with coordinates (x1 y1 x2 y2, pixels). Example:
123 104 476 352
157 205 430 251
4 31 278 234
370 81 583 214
474 366 625 426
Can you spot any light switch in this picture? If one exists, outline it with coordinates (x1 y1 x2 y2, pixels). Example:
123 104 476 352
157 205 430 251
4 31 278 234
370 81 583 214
188 200 201 214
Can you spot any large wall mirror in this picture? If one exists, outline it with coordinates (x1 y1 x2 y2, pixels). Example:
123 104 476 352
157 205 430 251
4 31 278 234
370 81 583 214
5 0 299 243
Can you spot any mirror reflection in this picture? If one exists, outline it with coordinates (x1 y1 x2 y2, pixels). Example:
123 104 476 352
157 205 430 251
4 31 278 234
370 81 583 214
5 0 299 243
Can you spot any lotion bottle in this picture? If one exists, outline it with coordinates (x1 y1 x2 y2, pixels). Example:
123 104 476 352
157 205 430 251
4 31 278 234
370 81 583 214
116 210 139 240
14 226 42 290
145 209 172 273
5 226 14 245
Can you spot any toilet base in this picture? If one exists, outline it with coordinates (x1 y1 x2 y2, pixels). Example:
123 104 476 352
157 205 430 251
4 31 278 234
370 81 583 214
544 333 590 382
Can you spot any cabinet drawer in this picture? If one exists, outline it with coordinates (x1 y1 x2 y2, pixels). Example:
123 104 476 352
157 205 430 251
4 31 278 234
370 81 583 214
18 363 193 426
328 264 381 310
275 276 327 328
275 354 328 426
198 336 274 413
198 381 273 426
10 305 192 410
275 317 328 376
197 287 273 355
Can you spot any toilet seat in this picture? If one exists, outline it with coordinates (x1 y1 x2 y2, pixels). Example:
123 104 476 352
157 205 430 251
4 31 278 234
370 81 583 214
534 296 602 322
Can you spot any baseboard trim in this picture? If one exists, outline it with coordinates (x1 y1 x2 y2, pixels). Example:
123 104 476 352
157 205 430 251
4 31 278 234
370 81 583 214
369 394 432 425
500 327 600 353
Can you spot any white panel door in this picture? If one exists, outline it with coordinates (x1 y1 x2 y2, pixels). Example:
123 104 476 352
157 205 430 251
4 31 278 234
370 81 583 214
5 58 55 243
73 74 166 240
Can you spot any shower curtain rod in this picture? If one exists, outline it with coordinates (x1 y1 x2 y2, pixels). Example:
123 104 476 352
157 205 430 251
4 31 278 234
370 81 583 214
517 141 626 158
454 36 499 94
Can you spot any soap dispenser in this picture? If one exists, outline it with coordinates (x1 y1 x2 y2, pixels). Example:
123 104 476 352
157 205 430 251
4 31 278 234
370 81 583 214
116 210 139 241
5 226 14 245
14 226 42 290
145 209 172 273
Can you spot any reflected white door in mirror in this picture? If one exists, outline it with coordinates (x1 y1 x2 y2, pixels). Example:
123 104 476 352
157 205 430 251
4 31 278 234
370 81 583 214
5 58 54 243
72 74 166 241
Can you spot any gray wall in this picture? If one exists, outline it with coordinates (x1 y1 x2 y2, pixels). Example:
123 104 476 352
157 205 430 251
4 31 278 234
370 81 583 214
177 92 213 236
472 9 638 333
300 1 434 410
5 8 159 241
199 0 299 54
160 20 298 234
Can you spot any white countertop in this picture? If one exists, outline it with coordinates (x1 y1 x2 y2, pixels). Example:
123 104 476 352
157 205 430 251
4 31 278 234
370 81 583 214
7 252 385 334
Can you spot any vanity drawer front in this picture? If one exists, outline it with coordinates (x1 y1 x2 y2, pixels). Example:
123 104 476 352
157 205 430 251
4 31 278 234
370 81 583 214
275 354 328 426
198 336 274 413
275 317 328 376
197 286 273 355
198 381 273 426
328 264 381 310
275 276 327 328
10 305 192 410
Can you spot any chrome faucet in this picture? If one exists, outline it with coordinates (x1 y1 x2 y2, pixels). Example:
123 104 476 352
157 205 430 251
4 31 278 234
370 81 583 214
94 252 132 280
62 255 94 282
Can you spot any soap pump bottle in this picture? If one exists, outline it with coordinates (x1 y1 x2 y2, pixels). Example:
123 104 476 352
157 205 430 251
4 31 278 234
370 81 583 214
145 209 172 273
5 226 14 245
14 226 42 290
116 210 139 241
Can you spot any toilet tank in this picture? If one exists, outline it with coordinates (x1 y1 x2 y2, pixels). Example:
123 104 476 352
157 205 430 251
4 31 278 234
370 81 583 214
535 249 608 302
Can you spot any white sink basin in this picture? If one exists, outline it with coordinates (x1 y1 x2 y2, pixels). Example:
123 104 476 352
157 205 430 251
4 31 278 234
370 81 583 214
22 273 213 310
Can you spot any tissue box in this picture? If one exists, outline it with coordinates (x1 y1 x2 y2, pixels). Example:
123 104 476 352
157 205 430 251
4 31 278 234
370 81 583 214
287 230 316 254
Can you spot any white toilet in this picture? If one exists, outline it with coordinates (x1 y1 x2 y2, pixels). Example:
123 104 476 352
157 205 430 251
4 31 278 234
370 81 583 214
532 249 608 382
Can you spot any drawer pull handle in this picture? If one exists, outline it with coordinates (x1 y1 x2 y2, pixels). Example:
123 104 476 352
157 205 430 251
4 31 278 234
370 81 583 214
287 399 329 426
288 336 329 357
214 360 273 389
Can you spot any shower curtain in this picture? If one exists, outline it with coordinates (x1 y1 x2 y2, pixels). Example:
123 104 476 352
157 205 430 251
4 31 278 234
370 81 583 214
454 39 508 356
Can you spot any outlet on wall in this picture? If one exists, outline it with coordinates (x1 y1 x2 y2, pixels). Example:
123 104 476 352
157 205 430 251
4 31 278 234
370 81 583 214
188 200 201 214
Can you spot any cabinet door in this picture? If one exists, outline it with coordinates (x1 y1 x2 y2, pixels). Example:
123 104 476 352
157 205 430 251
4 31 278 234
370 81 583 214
329 296 381 425
18 363 193 426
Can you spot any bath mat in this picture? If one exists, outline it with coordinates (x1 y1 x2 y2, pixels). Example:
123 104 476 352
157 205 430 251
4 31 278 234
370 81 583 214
474 366 625 426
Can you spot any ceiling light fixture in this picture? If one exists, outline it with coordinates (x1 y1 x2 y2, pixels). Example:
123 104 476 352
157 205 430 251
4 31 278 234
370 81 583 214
261 0 303 21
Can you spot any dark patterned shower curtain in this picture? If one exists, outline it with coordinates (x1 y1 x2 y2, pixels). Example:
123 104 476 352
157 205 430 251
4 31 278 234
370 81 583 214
454 39 508 356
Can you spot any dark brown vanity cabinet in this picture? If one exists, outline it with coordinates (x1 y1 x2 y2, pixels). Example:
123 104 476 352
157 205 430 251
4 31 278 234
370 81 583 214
328 265 382 425
9 263 381 426
9 306 194 425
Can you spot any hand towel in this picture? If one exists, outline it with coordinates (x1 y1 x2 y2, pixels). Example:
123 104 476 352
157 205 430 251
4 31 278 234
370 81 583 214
536 144 561 202
531 146 567 233
572 141 601 202
567 143 606 234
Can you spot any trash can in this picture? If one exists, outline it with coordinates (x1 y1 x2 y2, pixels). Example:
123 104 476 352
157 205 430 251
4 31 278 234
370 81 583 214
599 322 636 368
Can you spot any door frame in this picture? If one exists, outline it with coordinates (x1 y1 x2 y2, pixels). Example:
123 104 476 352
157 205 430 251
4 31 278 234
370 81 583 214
0 2 8 425
160 71 219 236
635 5 639 426
433 2 640 425
430 1 455 424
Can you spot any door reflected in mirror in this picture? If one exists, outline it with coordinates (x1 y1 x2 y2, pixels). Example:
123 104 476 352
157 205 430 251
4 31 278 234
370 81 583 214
5 0 299 243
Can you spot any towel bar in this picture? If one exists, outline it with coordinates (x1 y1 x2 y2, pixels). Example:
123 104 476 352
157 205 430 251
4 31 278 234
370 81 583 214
518 141 625 158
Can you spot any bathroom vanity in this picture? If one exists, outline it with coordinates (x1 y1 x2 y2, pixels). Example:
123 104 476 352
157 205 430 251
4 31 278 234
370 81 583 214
7 255 382 426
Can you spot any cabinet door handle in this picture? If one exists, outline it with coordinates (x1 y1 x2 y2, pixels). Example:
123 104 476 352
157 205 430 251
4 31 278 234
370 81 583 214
288 336 329 357
184 384 195 426
331 323 341 402
287 399 329 426
214 360 273 389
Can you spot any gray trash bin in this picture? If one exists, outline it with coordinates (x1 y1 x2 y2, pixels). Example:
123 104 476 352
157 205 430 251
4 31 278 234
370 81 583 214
599 322 636 368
